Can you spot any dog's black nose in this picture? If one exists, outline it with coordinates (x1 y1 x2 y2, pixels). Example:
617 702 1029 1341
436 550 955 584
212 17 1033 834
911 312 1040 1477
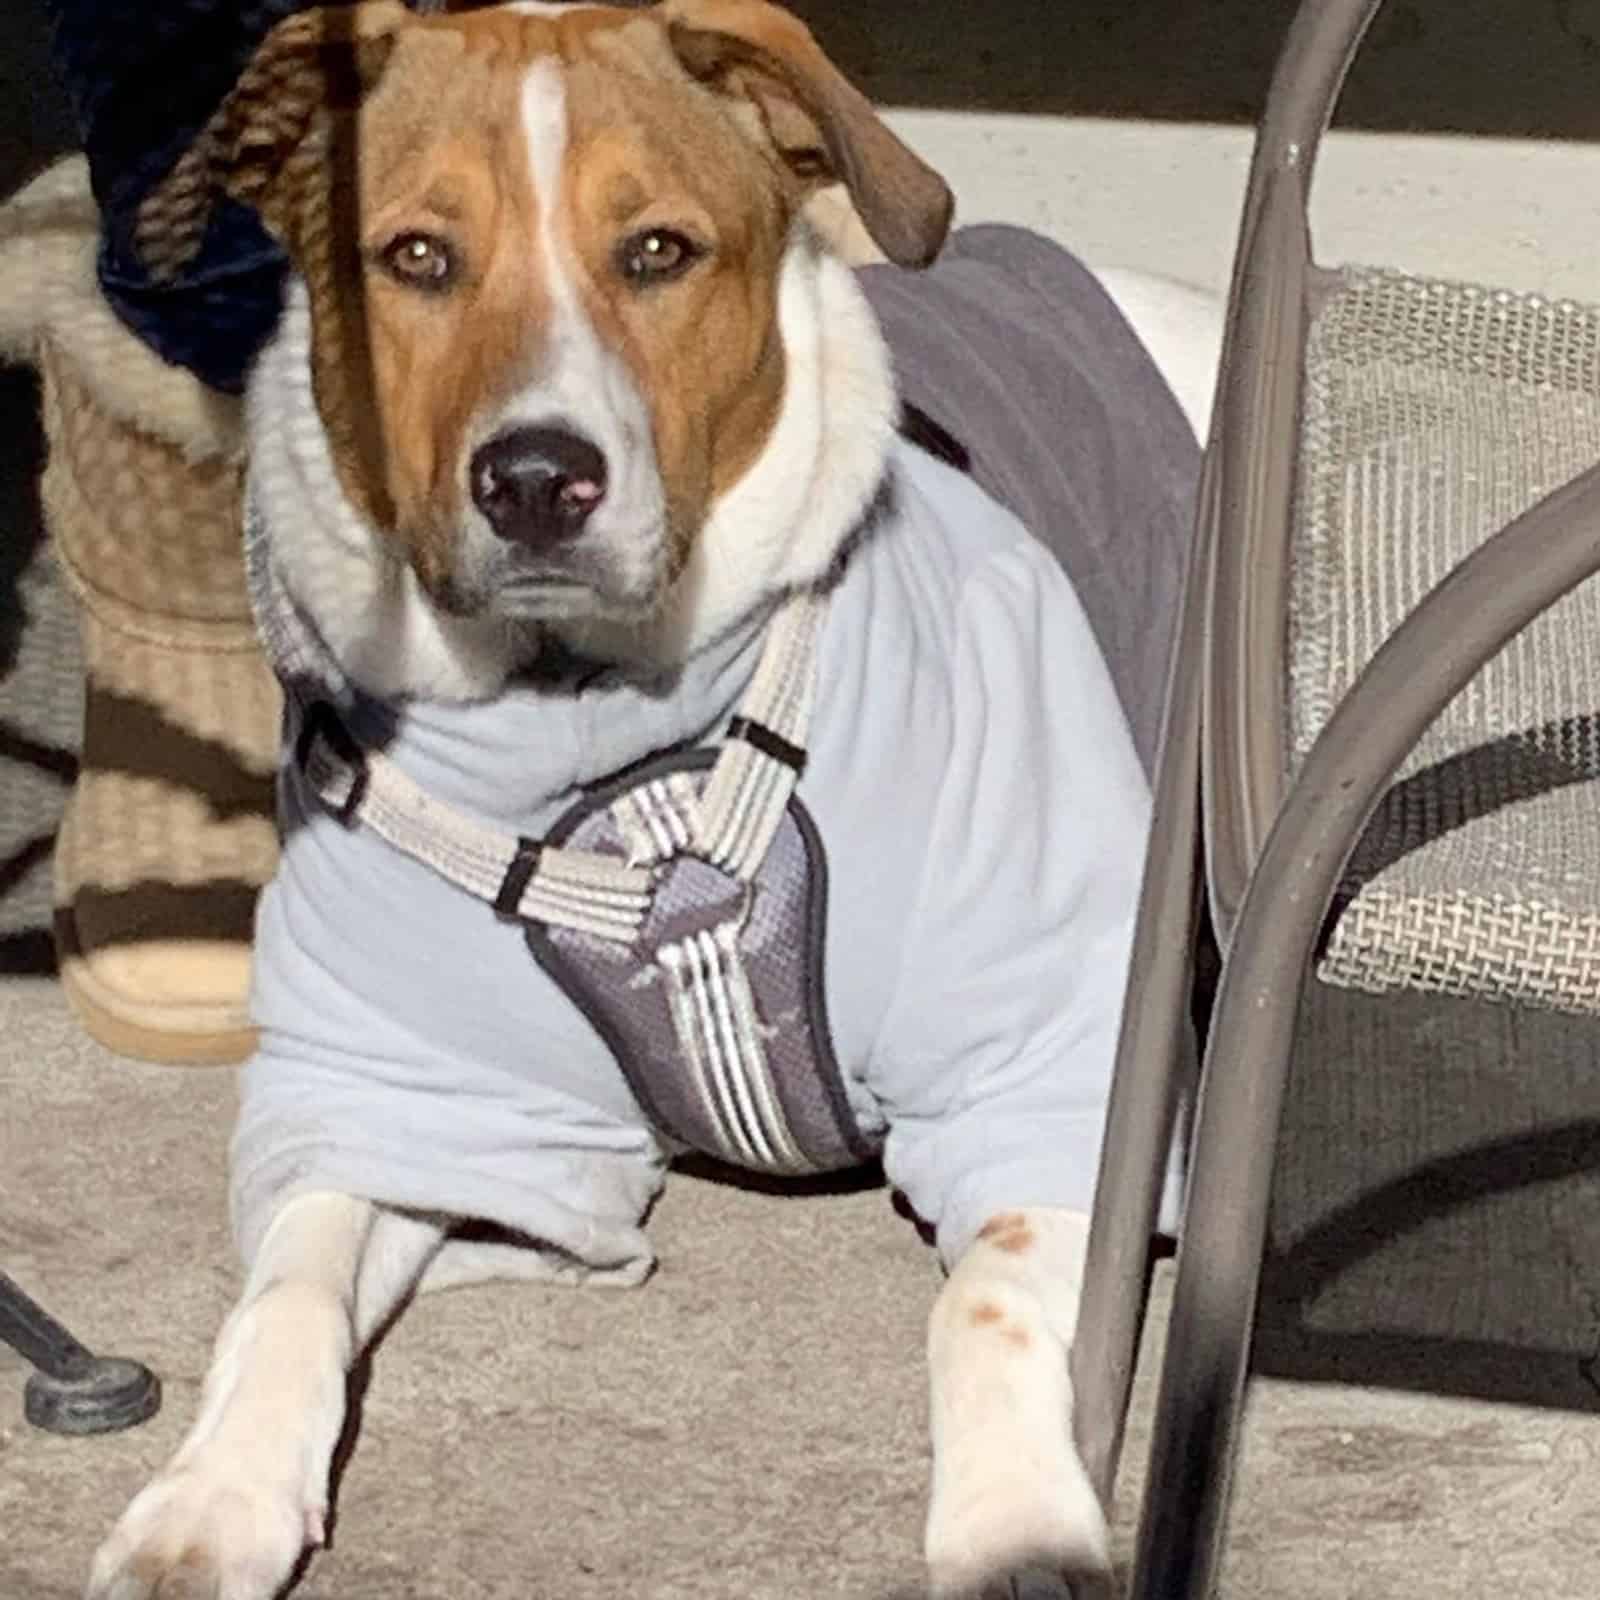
470 425 608 550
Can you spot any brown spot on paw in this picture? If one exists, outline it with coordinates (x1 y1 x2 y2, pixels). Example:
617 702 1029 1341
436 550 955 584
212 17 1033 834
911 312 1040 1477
977 1212 1035 1254
966 1299 1032 1348
131 1544 219 1600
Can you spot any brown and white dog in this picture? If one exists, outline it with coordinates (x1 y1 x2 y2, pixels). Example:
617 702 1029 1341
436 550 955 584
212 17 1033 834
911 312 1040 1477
86 3 1222 1597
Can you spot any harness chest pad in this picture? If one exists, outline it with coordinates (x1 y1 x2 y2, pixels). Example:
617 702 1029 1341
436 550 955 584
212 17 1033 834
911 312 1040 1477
526 749 877 1176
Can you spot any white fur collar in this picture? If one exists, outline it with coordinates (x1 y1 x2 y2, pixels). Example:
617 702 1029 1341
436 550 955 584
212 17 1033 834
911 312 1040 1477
0 156 244 463
246 226 896 703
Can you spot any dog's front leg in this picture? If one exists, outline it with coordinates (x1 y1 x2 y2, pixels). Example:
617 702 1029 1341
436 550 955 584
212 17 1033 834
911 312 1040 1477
86 1192 444 1600
924 1207 1111 1600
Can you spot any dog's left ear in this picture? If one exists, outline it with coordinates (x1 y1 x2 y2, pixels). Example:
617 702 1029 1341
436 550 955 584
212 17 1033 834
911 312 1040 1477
134 1 411 282
662 0 952 268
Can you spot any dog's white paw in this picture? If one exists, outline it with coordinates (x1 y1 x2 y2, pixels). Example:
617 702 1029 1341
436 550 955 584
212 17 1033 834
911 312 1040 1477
925 1430 1111 1600
925 1210 1111 1600
85 1457 319 1600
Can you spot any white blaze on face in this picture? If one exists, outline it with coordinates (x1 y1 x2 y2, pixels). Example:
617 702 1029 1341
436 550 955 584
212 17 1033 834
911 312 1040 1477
458 53 664 616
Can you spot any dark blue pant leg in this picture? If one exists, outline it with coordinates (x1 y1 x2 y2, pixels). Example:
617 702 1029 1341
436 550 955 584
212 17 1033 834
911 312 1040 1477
42 0 317 394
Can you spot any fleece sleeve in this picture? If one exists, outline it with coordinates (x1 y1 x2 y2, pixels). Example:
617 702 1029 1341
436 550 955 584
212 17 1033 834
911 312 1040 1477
865 536 1152 1267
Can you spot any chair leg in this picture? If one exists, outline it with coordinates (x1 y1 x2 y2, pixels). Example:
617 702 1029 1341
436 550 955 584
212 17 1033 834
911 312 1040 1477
0 1270 160 1434
1070 863 1195 1503
1073 468 1209 1503
1122 918 1303 1600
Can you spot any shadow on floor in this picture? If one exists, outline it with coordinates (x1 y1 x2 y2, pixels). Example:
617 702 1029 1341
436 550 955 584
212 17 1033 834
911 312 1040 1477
7 1 1600 183
1257 986 1600 1414
1256 1323 1600 1414
794 0 1600 138
0 369 46 679
1 0 69 672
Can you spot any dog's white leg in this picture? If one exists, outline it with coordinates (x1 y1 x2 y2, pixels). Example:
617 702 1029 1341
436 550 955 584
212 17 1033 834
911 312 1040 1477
86 1193 444 1600
924 1207 1110 1600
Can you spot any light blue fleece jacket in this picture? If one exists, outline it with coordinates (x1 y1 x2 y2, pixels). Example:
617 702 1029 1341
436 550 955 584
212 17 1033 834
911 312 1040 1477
230 226 1199 1278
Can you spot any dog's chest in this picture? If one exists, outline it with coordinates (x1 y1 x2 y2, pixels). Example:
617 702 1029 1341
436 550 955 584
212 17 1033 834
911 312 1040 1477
256 444 1058 1137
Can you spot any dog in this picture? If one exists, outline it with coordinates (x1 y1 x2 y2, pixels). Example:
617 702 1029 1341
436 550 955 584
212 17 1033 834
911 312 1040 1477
85 3 1223 1596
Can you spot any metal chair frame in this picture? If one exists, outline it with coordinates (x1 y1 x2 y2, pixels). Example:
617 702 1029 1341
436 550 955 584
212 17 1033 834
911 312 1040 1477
1067 1 1600 1593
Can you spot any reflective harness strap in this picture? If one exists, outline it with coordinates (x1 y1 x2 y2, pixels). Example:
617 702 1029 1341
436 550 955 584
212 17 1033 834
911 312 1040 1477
690 586 823 878
657 923 812 1173
297 702 655 941
295 587 826 943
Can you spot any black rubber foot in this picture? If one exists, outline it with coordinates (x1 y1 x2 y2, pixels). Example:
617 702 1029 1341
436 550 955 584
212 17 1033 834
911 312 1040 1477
24 1357 162 1435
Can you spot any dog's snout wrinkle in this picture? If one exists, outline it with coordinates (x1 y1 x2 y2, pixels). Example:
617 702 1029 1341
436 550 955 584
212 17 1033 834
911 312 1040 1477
471 423 609 551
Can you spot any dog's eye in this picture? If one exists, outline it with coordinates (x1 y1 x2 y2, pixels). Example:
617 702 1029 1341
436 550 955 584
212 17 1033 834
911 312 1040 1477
380 233 455 290
617 228 702 287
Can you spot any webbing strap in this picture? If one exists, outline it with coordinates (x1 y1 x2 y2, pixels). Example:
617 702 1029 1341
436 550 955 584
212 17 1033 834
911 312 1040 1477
300 712 654 940
297 586 826 940
658 923 811 1173
692 588 824 878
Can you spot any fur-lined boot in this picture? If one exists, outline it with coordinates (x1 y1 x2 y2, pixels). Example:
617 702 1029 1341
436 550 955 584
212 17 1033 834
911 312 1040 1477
0 156 279 1064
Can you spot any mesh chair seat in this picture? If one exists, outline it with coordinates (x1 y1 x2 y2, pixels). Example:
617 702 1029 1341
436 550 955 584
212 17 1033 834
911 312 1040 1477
1291 266 1600 1012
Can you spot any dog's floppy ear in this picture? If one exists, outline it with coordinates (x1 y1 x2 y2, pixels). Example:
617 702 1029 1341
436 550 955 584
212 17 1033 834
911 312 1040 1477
134 1 411 282
661 0 952 268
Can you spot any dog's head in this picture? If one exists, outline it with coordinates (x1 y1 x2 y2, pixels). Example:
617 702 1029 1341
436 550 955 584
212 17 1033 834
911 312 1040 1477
138 0 951 634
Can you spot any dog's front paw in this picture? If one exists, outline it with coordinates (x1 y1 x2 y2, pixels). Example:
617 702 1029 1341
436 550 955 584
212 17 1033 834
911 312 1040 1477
925 1444 1111 1600
86 1458 319 1600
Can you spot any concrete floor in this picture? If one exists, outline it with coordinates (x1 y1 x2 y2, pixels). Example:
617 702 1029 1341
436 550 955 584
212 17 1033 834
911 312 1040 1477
7 2 1600 1597
5 982 1600 1600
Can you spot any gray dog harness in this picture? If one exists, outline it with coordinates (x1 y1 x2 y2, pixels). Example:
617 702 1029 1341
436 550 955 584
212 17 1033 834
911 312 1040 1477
295 582 875 1176
282 393 976 1179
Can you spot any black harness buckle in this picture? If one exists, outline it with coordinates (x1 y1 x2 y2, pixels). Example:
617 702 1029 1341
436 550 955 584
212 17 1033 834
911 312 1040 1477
494 836 544 921
725 714 808 775
295 700 369 826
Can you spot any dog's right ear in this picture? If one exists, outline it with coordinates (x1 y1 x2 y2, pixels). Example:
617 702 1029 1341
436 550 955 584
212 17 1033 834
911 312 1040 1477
134 1 411 282
661 0 952 268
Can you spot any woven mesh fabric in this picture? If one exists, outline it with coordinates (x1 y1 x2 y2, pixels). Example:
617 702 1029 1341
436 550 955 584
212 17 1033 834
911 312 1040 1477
1289 267 1600 1011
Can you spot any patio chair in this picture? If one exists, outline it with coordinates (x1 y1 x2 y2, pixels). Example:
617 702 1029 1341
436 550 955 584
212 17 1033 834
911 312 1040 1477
1066 0 1600 1593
